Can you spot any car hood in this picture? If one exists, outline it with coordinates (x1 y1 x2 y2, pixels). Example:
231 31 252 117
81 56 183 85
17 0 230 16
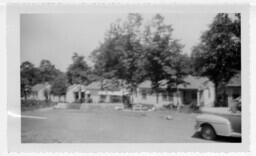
200 107 241 116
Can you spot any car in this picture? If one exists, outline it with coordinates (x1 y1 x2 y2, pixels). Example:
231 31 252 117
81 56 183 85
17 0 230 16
195 104 241 140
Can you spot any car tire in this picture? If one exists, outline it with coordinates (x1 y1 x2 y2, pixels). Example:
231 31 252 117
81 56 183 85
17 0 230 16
201 124 217 140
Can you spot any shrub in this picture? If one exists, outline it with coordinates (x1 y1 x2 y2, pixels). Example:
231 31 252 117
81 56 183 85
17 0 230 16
21 99 57 111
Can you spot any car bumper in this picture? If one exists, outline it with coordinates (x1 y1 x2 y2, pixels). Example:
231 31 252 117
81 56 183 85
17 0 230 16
229 132 241 138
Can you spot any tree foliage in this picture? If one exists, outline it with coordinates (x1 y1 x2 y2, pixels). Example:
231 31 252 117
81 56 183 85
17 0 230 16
142 14 185 97
39 59 61 83
92 13 186 104
21 60 64 99
67 53 92 85
191 13 241 106
20 61 41 98
51 74 68 99
192 13 240 85
92 13 145 90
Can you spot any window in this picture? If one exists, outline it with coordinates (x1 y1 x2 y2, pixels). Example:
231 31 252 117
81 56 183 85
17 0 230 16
81 92 85 103
74 92 79 101
192 92 197 99
81 92 85 99
110 95 122 103
100 95 107 103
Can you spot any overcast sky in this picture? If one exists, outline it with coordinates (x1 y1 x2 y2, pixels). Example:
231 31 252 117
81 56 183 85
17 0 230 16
21 13 217 72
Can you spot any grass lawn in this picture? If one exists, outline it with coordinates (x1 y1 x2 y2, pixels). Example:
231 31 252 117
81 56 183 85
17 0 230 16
21 104 240 143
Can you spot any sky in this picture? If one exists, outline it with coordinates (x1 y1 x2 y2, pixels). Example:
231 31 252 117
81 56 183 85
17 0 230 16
21 13 217 72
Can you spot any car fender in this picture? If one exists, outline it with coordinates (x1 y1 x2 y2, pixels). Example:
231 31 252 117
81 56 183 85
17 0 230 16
196 114 232 136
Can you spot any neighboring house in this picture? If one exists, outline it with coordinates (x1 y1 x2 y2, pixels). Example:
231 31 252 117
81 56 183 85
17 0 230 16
98 90 128 103
226 72 241 107
86 80 126 103
86 81 102 103
177 75 215 107
51 94 65 102
133 75 215 107
133 80 170 106
66 84 87 103
30 83 51 101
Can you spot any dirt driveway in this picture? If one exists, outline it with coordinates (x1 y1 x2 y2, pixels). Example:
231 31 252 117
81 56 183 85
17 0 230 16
21 104 240 143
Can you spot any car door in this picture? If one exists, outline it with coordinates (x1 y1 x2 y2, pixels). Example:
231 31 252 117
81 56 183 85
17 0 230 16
224 112 241 133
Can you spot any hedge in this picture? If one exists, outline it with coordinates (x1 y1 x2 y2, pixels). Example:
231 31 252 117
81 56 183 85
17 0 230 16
21 99 57 111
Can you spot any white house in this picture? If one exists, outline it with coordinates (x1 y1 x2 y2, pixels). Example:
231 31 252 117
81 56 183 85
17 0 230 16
30 83 51 101
86 81 102 103
65 84 87 103
133 75 215 107
133 80 170 106
86 80 126 103
177 75 215 107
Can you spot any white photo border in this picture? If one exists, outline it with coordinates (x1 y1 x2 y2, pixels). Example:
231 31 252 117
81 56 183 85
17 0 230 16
6 3 250 153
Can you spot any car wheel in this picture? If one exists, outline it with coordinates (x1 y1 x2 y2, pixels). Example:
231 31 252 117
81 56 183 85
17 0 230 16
201 124 216 140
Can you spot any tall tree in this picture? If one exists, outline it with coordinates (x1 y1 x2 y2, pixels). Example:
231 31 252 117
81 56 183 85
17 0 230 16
39 59 60 83
92 13 185 105
51 73 68 101
191 13 241 106
67 53 92 85
92 13 145 92
20 61 41 99
142 14 184 103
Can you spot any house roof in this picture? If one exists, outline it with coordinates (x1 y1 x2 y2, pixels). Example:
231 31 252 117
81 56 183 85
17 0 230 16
227 72 241 87
67 84 87 92
31 83 50 92
137 75 210 90
138 80 152 88
138 80 168 89
86 81 102 90
178 75 209 90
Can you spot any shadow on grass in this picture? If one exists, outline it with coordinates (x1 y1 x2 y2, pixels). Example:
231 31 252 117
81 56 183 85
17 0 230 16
192 132 241 143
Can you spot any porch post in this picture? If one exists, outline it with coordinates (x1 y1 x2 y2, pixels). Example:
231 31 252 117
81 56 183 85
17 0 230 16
197 90 200 107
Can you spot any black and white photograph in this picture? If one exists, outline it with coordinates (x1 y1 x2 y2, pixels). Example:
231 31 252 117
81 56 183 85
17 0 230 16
5 3 250 153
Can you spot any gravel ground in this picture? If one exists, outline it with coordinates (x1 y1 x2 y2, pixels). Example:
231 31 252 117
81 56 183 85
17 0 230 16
21 104 240 143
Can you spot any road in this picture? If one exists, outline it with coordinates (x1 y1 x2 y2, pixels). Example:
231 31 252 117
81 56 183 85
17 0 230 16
21 104 240 143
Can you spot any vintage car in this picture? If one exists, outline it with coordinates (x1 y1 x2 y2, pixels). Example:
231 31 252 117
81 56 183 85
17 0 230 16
195 105 241 140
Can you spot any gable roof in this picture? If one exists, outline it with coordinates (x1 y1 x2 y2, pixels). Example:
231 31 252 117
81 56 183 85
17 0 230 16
178 75 209 90
138 80 152 88
137 75 210 90
138 80 169 89
87 79 127 91
67 84 87 92
31 83 51 92
227 72 241 87
86 81 102 90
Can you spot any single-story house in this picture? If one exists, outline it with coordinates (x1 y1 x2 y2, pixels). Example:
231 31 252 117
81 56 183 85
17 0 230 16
133 75 215 107
30 83 51 101
86 81 102 103
86 80 127 103
226 72 241 107
133 80 170 106
66 84 87 103
177 75 215 107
